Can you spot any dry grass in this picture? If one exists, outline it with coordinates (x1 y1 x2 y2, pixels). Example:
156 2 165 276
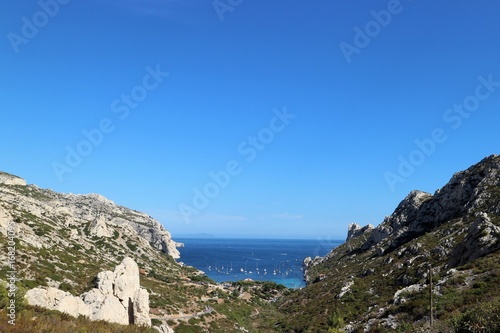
0 306 157 333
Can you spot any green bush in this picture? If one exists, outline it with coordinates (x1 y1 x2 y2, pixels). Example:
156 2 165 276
59 282 73 292
151 318 162 327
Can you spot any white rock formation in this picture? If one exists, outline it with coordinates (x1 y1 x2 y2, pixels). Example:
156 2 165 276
89 215 112 238
26 257 151 327
133 288 151 326
0 172 27 186
393 284 426 305
346 223 374 241
113 257 141 304
0 175 180 259
26 287 92 318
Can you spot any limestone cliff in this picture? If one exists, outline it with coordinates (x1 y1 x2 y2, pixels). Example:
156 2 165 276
0 174 180 259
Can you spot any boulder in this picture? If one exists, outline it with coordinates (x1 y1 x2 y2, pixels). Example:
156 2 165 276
113 257 140 304
133 288 150 326
84 291 129 325
26 287 91 319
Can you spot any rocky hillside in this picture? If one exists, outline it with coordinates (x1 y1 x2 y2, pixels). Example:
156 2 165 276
0 172 286 333
279 155 500 332
0 172 180 260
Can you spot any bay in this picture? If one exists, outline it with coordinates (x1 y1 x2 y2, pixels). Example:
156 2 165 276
176 238 343 288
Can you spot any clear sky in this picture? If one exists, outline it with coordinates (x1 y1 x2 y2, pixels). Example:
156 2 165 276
1 0 500 239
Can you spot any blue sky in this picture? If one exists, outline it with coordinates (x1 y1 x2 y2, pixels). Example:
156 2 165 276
1 0 500 239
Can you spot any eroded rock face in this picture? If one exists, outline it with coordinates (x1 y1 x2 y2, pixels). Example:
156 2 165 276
346 223 374 241
25 257 151 327
0 175 180 259
362 190 432 250
133 288 151 326
449 213 500 268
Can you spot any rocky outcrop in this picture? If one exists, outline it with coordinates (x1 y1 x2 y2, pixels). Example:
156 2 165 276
449 213 500 268
0 172 26 186
26 257 151 327
89 215 112 238
25 287 92 318
346 223 374 241
362 190 432 251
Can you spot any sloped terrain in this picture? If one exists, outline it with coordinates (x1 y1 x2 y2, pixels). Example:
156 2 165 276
279 155 500 332
0 173 285 332
2 155 500 332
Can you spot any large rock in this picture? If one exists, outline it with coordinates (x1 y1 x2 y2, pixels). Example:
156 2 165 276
362 190 432 250
26 257 151 327
96 271 114 295
114 257 140 304
133 288 150 326
83 289 129 325
26 287 91 319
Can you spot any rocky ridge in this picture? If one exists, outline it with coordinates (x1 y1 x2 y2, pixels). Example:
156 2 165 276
283 155 500 332
0 174 179 259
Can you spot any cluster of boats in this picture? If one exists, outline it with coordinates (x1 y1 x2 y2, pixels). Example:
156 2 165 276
206 259 301 278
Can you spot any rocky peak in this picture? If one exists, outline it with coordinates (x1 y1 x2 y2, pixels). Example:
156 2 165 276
362 190 432 250
346 223 374 241
362 155 500 253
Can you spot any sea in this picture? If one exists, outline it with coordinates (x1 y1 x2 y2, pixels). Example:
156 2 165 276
175 238 343 289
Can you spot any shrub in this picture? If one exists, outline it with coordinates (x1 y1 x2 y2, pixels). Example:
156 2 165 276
59 282 73 292
151 318 162 327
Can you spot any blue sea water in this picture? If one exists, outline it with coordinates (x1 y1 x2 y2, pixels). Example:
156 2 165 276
176 238 343 288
